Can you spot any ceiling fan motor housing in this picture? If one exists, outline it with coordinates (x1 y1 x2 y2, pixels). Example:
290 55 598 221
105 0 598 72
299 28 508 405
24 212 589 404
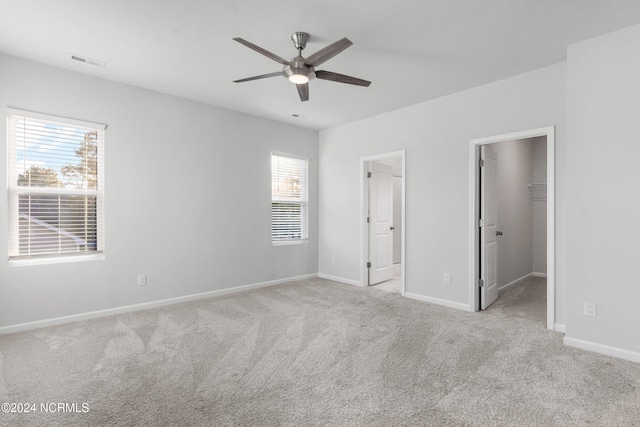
282 56 315 82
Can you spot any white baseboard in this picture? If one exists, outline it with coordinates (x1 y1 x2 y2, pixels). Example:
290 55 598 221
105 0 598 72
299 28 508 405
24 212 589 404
404 292 470 312
533 272 547 278
554 323 566 333
0 273 318 335
499 272 533 293
563 336 640 364
317 273 363 287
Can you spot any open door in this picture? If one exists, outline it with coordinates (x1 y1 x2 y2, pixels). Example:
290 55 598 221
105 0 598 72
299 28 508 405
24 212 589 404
470 127 555 328
368 162 393 285
480 145 499 309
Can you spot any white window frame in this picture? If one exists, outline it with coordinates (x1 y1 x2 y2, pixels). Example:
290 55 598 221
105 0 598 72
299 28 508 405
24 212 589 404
6 108 106 266
271 152 309 245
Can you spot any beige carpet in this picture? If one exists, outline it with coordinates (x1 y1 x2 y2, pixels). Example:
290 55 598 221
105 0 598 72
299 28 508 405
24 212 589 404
1 277 639 426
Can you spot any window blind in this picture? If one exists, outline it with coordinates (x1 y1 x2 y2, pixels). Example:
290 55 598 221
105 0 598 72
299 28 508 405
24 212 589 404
7 112 105 258
271 154 308 241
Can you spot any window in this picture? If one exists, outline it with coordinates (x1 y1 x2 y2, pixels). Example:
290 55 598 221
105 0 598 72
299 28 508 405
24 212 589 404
271 153 308 243
7 110 105 260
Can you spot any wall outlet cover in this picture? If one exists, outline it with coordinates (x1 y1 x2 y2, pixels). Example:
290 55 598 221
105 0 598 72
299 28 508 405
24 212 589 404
583 301 597 317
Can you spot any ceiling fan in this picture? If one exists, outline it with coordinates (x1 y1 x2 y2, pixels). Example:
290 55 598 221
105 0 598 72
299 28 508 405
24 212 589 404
232 32 371 102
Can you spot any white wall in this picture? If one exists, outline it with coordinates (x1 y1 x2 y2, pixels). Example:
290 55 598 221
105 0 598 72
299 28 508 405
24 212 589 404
532 137 547 275
0 54 318 328
319 63 566 323
565 23 640 356
492 139 534 288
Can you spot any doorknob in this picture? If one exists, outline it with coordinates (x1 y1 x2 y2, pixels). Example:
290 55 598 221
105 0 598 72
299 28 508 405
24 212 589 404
496 231 503 236
390 226 395 230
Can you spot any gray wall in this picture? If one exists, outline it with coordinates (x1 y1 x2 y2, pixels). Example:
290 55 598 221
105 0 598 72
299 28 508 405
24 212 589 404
565 23 640 353
0 53 318 328
532 138 547 274
319 62 567 324
492 136 547 288
492 139 534 288
393 176 402 264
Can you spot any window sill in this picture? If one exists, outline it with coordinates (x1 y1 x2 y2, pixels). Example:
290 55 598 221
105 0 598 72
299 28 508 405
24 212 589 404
272 239 309 247
8 253 105 267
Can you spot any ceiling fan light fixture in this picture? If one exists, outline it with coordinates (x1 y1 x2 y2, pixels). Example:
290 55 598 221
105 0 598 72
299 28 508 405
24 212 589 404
284 63 313 84
288 73 309 84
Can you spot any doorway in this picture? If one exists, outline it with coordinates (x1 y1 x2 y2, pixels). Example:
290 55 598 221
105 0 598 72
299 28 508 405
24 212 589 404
361 151 406 295
469 127 556 330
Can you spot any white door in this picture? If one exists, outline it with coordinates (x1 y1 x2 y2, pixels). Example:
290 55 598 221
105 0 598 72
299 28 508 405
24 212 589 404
480 145 499 309
368 162 394 285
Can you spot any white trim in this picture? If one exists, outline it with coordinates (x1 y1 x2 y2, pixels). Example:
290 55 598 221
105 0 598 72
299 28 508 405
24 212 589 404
469 126 556 329
9 253 105 267
498 272 533 293
533 272 547 278
272 239 308 246
0 273 317 335
360 151 406 296
554 323 566 333
564 336 640 364
404 292 471 312
270 151 309 161
469 127 551 145
318 273 363 287
7 107 107 130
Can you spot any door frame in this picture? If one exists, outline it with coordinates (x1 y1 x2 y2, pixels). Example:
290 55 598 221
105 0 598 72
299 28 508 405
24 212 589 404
361 151 406 295
468 127 556 330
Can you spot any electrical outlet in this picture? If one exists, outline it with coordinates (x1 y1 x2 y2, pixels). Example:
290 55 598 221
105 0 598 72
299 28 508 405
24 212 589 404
138 274 147 287
443 273 451 285
583 301 597 317
331 256 336 264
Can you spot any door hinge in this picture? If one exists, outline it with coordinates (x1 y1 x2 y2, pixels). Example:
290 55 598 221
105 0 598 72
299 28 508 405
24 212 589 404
478 279 484 288
367 217 371 223
367 172 372 178
478 218 484 227
479 158 485 168
367 262 371 268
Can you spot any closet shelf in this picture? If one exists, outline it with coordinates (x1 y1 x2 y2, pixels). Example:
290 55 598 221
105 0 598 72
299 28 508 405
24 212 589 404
528 183 547 201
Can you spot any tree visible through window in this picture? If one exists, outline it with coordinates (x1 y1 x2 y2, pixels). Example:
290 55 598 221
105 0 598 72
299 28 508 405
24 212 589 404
7 112 105 259
271 154 308 242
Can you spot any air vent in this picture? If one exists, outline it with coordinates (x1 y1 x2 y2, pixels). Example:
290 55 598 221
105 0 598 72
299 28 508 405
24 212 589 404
68 53 105 68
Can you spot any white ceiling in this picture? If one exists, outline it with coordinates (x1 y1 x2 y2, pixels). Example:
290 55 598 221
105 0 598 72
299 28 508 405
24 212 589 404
2 1 640 131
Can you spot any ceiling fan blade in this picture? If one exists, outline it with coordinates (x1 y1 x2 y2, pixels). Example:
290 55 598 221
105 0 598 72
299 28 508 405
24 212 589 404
233 71 282 83
304 38 353 67
233 38 290 65
315 70 371 87
296 83 309 102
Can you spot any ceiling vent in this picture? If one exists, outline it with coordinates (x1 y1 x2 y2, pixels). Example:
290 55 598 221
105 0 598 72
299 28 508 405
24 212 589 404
68 53 105 68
